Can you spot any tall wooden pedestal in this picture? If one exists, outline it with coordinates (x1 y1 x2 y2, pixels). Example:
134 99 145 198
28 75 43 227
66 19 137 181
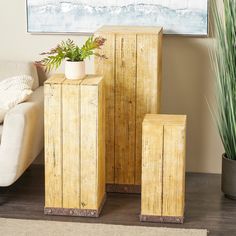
95 26 163 193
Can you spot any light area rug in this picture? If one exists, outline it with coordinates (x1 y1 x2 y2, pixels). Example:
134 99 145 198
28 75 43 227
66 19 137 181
0 218 208 236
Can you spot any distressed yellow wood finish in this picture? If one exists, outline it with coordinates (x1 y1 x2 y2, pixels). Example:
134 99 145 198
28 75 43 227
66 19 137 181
80 76 103 210
44 75 65 208
94 33 115 184
141 122 163 216
115 34 136 184
97 79 106 206
162 125 186 217
141 114 187 223
95 26 163 191
96 26 163 35
136 33 163 184
44 75 105 216
62 79 82 209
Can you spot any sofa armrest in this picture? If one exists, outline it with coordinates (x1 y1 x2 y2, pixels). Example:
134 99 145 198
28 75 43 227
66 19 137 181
0 86 44 186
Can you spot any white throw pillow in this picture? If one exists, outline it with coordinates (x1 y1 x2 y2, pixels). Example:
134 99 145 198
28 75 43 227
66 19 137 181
0 75 33 122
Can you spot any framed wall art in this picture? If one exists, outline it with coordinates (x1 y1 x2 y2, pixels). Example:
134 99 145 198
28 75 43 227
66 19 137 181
26 0 209 36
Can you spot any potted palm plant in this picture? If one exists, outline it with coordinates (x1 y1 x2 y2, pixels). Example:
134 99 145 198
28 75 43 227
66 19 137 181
40 36 106 80
212 0 236 199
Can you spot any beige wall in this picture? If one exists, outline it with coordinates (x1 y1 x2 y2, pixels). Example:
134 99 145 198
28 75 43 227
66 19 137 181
0 0 224 173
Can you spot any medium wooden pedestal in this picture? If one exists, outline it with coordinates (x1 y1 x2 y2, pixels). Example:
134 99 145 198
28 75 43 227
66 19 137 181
95 26 163 192
44 74 105 217
140 114 187 224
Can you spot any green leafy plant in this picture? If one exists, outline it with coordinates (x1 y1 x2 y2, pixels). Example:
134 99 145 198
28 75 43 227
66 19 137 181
40 36 106 72
212 0 236 160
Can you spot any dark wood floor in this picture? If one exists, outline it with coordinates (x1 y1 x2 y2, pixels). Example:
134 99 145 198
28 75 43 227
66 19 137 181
0 165 235 236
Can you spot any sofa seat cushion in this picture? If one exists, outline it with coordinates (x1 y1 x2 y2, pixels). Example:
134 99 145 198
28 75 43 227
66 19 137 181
0 125 3 143
0 61 39 90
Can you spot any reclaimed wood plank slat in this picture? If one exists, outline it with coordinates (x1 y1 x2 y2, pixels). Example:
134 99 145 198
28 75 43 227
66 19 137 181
115 34 137 185
44 77 65 208
94 33 115 184
62 79 82 209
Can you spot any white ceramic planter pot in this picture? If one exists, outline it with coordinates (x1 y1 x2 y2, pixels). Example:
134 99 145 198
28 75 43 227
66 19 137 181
65 60 86 80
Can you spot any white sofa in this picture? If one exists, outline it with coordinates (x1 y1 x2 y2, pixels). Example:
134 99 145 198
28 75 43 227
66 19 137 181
0 61 44 186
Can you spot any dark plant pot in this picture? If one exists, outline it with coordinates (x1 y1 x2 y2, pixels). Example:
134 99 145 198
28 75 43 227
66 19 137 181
222 154 236 200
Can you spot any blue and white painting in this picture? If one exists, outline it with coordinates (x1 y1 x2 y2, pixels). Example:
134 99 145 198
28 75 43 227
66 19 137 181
27 0 208 35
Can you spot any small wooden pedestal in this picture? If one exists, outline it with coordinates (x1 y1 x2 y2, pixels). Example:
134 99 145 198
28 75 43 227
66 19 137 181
44 74 105 217
140 114 187 224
